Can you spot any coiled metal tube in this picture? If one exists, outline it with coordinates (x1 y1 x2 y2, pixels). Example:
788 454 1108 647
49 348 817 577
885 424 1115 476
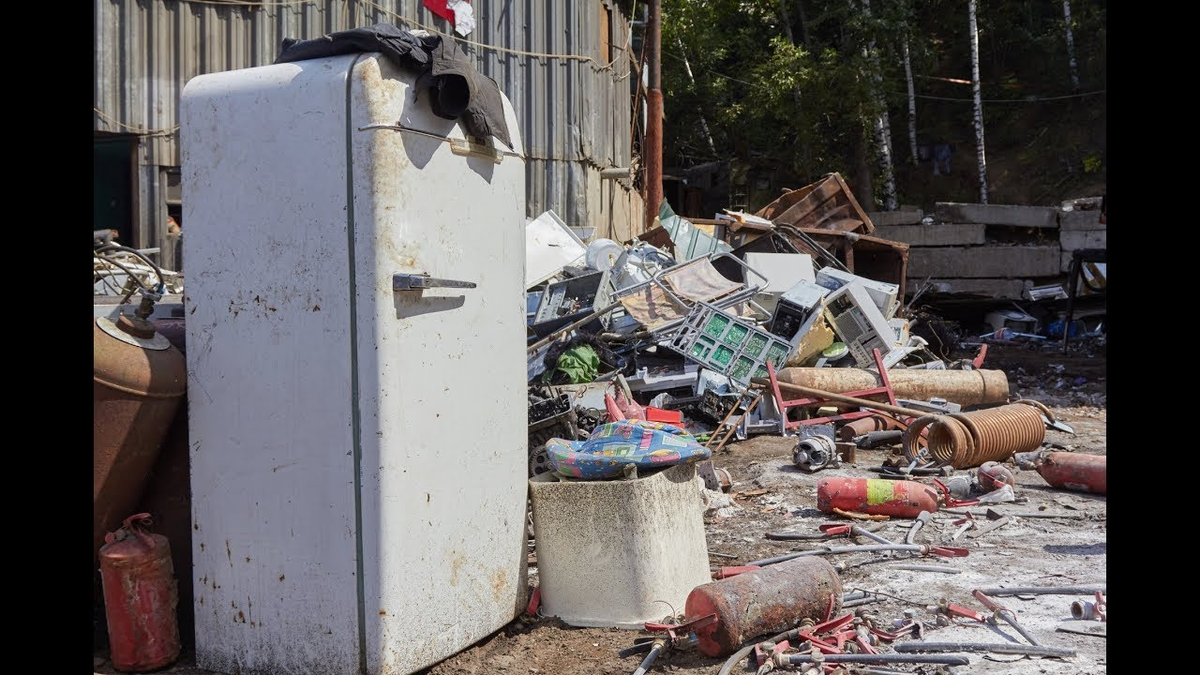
902 403 1046 468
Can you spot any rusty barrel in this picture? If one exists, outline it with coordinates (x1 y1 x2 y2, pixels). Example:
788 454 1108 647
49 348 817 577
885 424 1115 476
1037 452 1106 495
94 314 187 570
817 477 940 518
685 557 842 657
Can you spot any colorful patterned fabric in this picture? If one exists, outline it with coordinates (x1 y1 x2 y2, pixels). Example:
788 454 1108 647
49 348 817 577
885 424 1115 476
546 420 711 480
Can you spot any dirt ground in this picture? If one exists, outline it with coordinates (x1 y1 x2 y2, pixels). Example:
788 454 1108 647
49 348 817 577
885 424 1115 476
94 344 1107 675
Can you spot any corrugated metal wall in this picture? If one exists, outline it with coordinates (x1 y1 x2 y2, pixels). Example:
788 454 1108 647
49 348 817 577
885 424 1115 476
94 0 641 261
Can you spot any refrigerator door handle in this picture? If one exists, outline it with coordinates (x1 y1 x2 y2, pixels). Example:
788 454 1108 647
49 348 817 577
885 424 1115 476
392 273 478 292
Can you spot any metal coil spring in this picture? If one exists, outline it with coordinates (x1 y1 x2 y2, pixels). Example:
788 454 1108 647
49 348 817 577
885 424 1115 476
902 401 1046 468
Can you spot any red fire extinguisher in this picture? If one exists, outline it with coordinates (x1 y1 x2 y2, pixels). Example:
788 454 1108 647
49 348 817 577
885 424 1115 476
99 513 181 672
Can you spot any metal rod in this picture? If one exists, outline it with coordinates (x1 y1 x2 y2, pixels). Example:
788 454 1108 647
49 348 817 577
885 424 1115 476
781 653 970 665
643 0 663 232
973 590 1041 646
526 301 622 354
707 551 738 559
978 585 1105 596
894 642 1075 658
852 525 900 547
766 524 885 541
841 597 883 608
750 544 934 567
750 378 932 418
890 564 962 574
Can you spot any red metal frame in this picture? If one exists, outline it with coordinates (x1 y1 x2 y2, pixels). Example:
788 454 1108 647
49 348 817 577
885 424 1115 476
765 348 898 434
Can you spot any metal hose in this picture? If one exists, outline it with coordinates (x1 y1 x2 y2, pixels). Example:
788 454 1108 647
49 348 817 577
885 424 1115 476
716 628 799 675
902 403 1045 468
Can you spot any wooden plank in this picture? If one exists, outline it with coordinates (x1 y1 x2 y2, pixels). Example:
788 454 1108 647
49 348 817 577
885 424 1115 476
795 201 849 230
833 173 876 234
817 217 864 233
756 183 817 220
774 176 842 226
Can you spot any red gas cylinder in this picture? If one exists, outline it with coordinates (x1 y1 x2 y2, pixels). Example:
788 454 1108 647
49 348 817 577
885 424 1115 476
684 557 842 657
1036 452 1106 495
816 477 941 518
99 513 180 672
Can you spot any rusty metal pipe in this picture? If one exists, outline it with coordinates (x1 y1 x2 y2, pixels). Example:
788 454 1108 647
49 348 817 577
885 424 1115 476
751 378 933 418
893 642 1076 658
643 0 663 231
775 367 1010 407
839 414 903 440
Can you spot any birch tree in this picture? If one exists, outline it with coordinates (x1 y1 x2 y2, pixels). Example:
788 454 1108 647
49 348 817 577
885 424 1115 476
968 0 988 204
902 34 918 166
860 0 897 210
1062 0 1080 90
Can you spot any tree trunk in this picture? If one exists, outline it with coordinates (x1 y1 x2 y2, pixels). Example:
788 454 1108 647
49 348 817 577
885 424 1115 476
853 128 876 210
779 0 795 44
861 0 897 210
797 0 811 46
676 37 718 157
903 36 918 166
1062 0 1080 90
968 0 988 204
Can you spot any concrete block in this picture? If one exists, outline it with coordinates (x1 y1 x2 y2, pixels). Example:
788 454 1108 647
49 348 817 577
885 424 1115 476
865 209 924 226
529 463 713 628
874 223 986 246
934 202 1057 228
1059 229 1106 252
906 245 1061 278
912 278 1029 298
1058 209 1106 231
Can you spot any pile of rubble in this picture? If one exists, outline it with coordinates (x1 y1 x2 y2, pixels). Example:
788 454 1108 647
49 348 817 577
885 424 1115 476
519 173 1106 675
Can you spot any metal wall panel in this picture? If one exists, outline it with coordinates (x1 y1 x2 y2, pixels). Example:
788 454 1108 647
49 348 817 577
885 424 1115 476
94 0 639 253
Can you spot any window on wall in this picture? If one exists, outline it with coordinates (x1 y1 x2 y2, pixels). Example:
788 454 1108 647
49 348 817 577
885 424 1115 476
94 136 136 246
601 1 612 62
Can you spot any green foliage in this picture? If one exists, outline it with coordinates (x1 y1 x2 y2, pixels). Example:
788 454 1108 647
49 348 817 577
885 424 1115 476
659 0 1107 207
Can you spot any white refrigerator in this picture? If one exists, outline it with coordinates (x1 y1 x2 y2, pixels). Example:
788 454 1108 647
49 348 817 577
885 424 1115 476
181 52 528 675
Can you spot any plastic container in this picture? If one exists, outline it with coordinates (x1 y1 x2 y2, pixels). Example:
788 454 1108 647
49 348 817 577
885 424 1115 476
530 269 615 337
670 303 792 385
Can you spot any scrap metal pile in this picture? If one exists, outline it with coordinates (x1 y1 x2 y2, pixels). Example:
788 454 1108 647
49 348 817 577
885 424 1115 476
523 173 1106 675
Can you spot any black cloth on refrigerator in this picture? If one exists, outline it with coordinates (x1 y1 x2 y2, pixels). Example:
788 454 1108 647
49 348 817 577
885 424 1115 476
276 24 512 149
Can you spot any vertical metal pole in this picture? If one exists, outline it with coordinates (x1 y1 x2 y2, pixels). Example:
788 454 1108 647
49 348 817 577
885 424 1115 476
644 0 663 232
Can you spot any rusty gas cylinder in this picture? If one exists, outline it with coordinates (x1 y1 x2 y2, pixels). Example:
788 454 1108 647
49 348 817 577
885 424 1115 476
99 513 181 672
816 477 940 518
684 557 843 657
1036 452 1106 495
94 310 187 569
